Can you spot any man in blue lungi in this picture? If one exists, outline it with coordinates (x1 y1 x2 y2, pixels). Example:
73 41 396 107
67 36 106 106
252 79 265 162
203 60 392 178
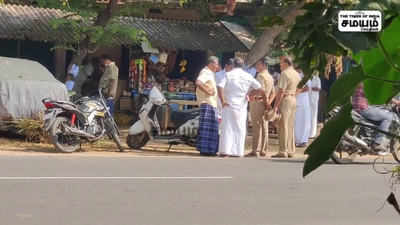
195 56 220 156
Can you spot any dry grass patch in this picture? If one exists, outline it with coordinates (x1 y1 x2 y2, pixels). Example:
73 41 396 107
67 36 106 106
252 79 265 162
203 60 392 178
12 118 49 143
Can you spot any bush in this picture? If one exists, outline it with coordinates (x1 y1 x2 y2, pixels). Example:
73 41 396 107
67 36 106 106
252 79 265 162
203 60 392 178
12 115 48 143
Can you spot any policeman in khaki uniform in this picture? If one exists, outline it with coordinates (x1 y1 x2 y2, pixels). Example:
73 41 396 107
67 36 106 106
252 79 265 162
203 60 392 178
272 56 301 158
99 55 119 115
246 58 275 157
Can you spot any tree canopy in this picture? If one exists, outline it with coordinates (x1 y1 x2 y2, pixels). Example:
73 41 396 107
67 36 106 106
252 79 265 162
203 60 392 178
30 0 149 68
274 0 400 176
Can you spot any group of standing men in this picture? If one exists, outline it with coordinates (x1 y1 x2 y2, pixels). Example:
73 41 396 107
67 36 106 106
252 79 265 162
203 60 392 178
65 55 119 115
195 55 316 158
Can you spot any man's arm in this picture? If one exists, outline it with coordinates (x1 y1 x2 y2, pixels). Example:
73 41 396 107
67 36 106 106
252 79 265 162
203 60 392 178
296 86 309 95
247 76 268 108
248 89 265 99
273 88 284 112
268 89 276 107
217 87 229 107
108 79 117 98
264 76 275 108
260 89 268 109
248 88 268 108
196 80 215 96
274 71 287 111
107 65 119 99
312 87 321 92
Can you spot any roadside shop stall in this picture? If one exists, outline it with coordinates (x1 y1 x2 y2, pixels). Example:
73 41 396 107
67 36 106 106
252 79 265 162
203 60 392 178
125 46 203 112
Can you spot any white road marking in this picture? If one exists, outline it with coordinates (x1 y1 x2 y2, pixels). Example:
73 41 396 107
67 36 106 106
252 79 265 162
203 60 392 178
0 176 233 180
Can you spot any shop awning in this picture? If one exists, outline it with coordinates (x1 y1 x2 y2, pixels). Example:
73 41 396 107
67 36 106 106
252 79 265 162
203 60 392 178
0 4 252 52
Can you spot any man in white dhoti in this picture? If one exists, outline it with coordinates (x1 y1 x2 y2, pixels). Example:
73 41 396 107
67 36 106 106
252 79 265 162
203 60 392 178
309 73 321 138
216 59 234 122
294 70 312 147
218 57 266 157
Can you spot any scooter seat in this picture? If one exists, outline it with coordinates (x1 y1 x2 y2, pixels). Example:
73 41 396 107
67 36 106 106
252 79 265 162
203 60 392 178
170 108 200 128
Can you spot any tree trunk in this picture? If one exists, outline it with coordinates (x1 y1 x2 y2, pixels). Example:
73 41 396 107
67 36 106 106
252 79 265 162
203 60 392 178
245 0 306 67
65 0 119 80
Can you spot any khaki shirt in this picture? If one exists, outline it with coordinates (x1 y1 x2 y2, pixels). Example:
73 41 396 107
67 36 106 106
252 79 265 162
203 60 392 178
255 69 274 101
196 67 218 108
278 66 301 95
99 62 119 98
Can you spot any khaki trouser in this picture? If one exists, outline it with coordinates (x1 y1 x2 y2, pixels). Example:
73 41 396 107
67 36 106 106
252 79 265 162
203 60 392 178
278 96 296 154
250 102 268 154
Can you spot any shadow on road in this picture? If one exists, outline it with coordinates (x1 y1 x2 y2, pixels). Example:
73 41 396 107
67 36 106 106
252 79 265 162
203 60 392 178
128 148 201 157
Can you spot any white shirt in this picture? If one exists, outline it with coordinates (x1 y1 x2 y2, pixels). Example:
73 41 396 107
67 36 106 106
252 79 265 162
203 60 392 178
215 69 227 87
296 73 311 103
69 64 79 78
309 76 321 98
65 80 75 91
219 68 261 110
244 66 257 77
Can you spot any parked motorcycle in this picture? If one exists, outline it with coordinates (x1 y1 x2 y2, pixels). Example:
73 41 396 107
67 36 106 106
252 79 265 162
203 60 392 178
127 86 200 150
328 105 400 164
42 89 123 153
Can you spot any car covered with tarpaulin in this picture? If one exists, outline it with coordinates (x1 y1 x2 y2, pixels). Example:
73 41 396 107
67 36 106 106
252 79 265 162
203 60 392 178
0 56 68 120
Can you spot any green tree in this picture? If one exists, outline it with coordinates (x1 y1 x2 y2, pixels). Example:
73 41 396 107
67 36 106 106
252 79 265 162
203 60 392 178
245 0 307 66
242 0 400 176
278 0 400 176
35 0 147 77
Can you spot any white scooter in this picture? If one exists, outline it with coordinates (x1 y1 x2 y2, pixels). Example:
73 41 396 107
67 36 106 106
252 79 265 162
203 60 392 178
127 86 200 150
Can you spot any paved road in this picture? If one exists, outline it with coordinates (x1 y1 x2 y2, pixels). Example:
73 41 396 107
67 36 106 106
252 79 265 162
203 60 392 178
0 155 398 225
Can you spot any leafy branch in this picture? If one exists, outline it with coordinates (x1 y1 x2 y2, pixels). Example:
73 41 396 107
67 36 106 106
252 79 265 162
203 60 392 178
364 75 400 84
302 5 400 176
377 33 400 73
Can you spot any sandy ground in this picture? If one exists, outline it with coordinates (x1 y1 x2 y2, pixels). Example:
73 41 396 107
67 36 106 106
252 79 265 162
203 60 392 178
0 128 309 157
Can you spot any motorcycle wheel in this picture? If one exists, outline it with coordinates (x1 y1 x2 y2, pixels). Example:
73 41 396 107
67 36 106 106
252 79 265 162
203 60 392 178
331 142 355 164
50 117 80 153
127 132 150 149
390 138 400 163
111 131 124 152
104 118 124 152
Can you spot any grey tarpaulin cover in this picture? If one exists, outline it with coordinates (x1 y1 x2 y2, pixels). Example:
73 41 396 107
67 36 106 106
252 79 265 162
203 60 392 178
0 56 69 120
